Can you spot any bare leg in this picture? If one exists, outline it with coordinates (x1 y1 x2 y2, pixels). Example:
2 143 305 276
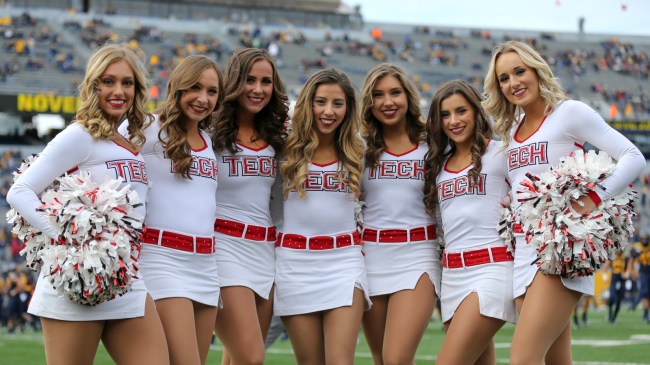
103 295 170 365
510 273 582 365
40 318 104 365
156 297 202 365
215 286 269 365
435 293 504 365
382 274 436 365
323 289 366 365
362 294 388 365
282 312 325 365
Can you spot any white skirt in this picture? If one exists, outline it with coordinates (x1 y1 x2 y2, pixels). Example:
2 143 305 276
440 245 516 323
363 240 441 297
215 233 275 299
274 245 371 316
139 244 220 307
513 235 594 298
28 272 147 321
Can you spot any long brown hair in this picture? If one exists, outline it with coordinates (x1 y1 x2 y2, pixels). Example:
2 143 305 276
212 48 288 155
424 80 492 215
156 55 224 179
360 63 426 168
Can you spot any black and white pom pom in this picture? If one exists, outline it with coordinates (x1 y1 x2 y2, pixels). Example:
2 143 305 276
6 154 51 270
497 193 516 254
6 157 144 306
38 172 144 306
518 150 637 278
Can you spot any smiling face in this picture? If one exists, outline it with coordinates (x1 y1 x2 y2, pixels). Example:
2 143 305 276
312 83 347 140
97 60 135 124
495 51 542 110
179 67 220 125
440 93 476 151
370 75 408 130
236 59 274 117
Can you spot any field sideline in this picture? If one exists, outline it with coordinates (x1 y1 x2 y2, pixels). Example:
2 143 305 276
0 308 648 364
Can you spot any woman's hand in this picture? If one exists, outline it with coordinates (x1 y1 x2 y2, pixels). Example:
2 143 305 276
570 194 598 215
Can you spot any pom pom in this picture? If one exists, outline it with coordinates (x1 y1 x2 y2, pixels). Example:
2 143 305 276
497 193 516 254
6 156 144 306
518 150 637 278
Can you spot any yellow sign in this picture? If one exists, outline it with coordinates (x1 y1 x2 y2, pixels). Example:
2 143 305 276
608 121 650 131
16 94 162 115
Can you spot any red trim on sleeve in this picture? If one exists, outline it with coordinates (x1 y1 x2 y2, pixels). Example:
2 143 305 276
586 190 602 206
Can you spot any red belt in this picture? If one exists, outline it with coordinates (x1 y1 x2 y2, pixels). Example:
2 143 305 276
275 231 361 250
215 219 276 242
443 246 514 269
362 224 436 243
141 228 215 254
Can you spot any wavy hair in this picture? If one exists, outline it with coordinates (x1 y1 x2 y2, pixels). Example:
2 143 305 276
360 63 426 167
281 68 363 199
212 48 288 155
482 40 568 149
424 80 493 215
156 55 224 179
76 43 152 149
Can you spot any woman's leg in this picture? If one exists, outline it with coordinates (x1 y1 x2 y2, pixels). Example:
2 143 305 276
215 286 267 365
282 312 325 365
361 294 388 365
435 293 504 365
323 288 366 365
510 273 582 365
102 295 170 365
40 318 104 365
382 274 436 365
193 301 218 364
156 297 202 365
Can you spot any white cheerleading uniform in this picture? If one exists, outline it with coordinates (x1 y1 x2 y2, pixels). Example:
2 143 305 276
361 143 441 297
7 123 150 321
437 140 516 323
507 100 645 298
274 161 370 316
130 117 220 306
214 143 277 299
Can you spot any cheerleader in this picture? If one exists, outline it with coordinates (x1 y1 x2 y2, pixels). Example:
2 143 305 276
125 55 224 365
482 40 645 364
276 68 369 364
424 80 516 365
7 43 169 365
359 63 439 365
211 48 288 365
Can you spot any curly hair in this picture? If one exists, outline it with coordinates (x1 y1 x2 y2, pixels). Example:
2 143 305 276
482 40 568 150
76 43 152 149
156 55 224 179
359 63 426 167
281 68 364 199
212 48 288 155
424 80 493 215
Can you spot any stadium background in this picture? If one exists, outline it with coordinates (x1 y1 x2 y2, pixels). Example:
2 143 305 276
1 0 649 363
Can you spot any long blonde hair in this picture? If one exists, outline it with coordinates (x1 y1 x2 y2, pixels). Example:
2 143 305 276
76 43 152 149
482 40 567 149
360 63 426 168
281 68 363 199
156 55 224 179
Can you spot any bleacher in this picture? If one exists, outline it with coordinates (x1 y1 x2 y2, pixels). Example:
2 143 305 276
0 7 649 118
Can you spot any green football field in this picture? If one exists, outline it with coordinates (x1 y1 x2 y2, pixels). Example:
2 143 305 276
1 308 649 364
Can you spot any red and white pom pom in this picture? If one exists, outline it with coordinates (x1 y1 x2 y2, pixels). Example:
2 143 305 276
6 154 51 270
518 150 637 278
37 172 144 306
497 193 516 254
